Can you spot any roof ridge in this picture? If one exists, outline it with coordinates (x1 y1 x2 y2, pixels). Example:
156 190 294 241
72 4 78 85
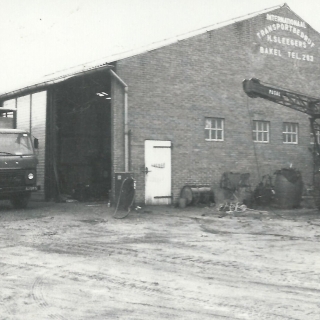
44 3 285 78
0 3 291 97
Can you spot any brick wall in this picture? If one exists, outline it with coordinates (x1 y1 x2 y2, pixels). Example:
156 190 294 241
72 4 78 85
112 6 320 204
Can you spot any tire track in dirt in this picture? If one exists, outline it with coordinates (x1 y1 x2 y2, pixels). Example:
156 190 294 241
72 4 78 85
36 268 249 319
22 240 259 318
2 207 319 319
35 233 320 287
37 236 320 298
32 236 320 319
53 267 310 319
31 276 67 320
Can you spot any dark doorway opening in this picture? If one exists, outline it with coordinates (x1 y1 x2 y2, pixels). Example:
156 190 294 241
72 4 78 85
51 71 112 202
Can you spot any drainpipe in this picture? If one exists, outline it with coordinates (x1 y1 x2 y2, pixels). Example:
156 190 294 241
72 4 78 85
109 69 129 172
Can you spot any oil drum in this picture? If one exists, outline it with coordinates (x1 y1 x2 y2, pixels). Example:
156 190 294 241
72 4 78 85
274 168 303 209
180 186 214 206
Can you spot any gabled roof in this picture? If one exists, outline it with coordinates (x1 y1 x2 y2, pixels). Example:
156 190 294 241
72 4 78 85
1 3 287 99
43 3 286 80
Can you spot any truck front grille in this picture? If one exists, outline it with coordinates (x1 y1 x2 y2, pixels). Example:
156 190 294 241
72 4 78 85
0 170 25 188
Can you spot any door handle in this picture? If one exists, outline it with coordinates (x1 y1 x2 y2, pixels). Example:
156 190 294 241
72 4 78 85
145 167 151 174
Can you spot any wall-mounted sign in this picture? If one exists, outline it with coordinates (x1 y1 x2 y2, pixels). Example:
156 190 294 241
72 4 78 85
257 13 315 62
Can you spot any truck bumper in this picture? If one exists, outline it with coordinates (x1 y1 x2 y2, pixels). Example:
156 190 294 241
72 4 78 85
0 186 38 200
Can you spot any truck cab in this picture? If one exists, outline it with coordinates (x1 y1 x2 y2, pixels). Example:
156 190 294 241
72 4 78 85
0 128 39 208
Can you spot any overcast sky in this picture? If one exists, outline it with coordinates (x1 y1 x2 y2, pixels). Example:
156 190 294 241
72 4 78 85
1 0 320 94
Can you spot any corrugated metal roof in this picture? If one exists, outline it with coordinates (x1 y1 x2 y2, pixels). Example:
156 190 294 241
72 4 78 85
0 3 285 99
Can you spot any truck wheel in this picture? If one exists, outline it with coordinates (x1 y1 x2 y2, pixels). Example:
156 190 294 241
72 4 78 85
313 172 320 210
10 194 31 209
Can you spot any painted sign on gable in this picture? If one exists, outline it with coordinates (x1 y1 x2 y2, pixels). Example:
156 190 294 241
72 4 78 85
257 14 316 62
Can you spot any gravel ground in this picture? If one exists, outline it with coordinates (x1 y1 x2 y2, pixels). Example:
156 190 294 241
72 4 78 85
0 201 320 320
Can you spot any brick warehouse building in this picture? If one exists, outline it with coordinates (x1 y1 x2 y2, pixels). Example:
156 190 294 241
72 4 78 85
0 3 319 205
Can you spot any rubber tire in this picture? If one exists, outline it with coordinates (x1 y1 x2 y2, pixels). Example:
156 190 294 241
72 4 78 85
313 172 320 210
10 193 31 209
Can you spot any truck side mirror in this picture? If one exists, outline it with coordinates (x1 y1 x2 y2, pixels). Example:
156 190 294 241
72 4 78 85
34 138 39 149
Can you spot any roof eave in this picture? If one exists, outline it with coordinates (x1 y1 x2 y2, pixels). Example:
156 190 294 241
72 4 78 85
0 63 113 101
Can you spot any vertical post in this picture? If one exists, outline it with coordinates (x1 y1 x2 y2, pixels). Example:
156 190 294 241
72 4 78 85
14 97 18 128
109 69 129 172
30 94 32 134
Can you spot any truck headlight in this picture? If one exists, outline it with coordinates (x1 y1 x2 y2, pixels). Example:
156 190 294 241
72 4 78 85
28 173 34 180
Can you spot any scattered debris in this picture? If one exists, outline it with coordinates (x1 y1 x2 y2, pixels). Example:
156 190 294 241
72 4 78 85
218 202 247 213
218 201 268 217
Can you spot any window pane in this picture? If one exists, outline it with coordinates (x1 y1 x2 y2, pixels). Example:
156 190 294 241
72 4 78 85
205 129 210 140
217 130 222 140
212 130 217 140
263 132 267 141
205 119 211 129
264 122 268 131
212 120 217 129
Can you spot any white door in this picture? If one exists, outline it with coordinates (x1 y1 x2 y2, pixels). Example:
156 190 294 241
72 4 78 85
145 140 172 205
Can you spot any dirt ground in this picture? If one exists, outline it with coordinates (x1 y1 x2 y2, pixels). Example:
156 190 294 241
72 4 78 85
0 200 320 320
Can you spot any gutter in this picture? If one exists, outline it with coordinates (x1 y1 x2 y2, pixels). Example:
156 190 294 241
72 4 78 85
109 69 129 172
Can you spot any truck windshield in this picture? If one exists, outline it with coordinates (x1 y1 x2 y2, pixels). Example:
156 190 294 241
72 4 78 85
0 133 34 156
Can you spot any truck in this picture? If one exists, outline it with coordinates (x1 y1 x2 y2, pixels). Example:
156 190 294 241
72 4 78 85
243 78 320 209
0 110 39 208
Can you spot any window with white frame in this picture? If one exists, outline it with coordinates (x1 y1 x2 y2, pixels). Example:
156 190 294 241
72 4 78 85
310 129 320 144
205 117 224 141
253 120 270 143
283 122 298 144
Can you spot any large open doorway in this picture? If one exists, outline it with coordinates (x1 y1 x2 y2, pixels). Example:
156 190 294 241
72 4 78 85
48 71 112 201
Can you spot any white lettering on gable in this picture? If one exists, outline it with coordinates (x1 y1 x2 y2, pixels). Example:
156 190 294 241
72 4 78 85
260 46 282 56
266 35 307 48
266 14 306 28
256 23 315 47
259 46 314 62
256 14 316 63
